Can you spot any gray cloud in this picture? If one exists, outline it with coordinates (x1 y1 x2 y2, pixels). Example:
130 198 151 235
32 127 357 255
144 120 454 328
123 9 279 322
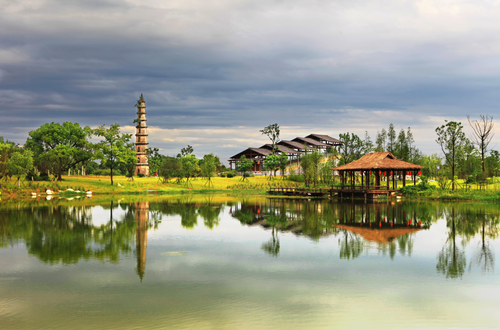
1 0 500 162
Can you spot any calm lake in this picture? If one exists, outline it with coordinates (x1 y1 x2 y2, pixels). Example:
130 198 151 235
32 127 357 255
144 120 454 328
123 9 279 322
1 195 500 329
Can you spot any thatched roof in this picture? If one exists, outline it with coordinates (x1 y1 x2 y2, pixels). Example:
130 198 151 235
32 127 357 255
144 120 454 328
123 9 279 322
333 152 424 171
334 224 422 243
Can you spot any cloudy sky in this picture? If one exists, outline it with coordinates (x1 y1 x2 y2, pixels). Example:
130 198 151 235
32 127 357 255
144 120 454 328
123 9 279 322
1 0 500 163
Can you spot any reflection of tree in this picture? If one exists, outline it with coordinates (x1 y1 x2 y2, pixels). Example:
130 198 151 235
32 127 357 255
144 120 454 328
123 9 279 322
470 214 496 273
437 208 466 279
198 205 221 230
261 227 280 257
338 230 363 260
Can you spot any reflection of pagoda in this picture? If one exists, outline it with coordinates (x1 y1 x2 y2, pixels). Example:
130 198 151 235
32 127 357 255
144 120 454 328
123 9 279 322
135 202 149 281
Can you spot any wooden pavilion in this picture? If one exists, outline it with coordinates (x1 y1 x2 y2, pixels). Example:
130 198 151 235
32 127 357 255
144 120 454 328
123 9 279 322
332 152 424 199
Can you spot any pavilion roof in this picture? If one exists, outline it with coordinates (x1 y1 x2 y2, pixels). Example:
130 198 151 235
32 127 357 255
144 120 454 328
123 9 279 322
334 224 422 243
333 152 424 171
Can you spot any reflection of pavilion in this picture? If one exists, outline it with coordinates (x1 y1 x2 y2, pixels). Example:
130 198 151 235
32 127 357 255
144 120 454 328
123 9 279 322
334 223 421 243
135 202 149 281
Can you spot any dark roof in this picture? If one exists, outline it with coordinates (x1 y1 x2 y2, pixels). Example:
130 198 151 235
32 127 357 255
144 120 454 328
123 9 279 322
306 134 343 145
260 144 301 154
292 137 329 147
278 140 313 151
333 152 424 171
230 148 272 159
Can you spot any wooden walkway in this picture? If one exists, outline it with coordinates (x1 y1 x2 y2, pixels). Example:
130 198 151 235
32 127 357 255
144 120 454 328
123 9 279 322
268 186 401 199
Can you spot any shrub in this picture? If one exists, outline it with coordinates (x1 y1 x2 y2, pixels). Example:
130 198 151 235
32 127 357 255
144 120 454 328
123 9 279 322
226 171 236 178
94 169 112 176
137 173 146 178
288 174 304 183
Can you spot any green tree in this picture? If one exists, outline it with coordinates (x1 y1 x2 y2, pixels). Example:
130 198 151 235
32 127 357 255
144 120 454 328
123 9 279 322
7 150 34 187
338 132 364 165
260 123 280 155
145 147 164 176
435 121 468 190
387 123 396 154
236 155 253 181
181 154 199 188
300 148 322 186
485 150 500 177
263 154 280 178
395 129 408 160
375 129 387 152
159 156 182 183
25 122 93 180
278 152 289 178
93 124 136 186
200 153 219 188
363 131 374 154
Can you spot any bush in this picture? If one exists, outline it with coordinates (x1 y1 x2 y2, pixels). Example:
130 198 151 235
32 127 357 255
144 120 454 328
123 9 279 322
226 171 236 178
93 169 112 176
137 173 146 178
288 174 304 183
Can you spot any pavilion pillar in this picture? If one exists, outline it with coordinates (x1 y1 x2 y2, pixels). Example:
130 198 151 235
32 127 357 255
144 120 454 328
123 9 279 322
386 171 389 190
392 171 395 190
361 171 364 188
341 171 344 189
413 170 416 185
376 172 380 189
403 171 406 187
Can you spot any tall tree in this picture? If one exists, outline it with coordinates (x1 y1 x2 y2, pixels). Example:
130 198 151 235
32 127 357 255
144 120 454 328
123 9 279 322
436 120 468 190
387 123 396 154
338 132 364 165
145 147 163 176
93 124 136 186
260 123 280 155
363 131 374 154
25 122 93 180
467 115 495 174
395 129 408 160
375 129 387 152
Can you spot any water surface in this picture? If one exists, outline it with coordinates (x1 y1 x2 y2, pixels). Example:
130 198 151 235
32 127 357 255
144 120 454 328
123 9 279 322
1 195 499 329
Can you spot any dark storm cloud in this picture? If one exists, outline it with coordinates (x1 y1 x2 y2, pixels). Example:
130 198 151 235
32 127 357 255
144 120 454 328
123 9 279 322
1 0 500 161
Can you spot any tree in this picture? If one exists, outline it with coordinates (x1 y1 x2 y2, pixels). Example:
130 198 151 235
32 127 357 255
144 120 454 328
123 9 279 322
145 148 164 176
375 129 387 152
278 152 289 178
25 122 93 180
485 150 500 177
395 129 408 160
179 145 194 157
159 156 182 183
93 124 136 186
236 155 253 181
181 154 199 188
300 148 322 186
200 153 218 188
363 131 374 154
7 150 34 187
263 154 280 178
338 132 364 165
436 120 468 190
387 123 396 154
260 124 280 155
467 115 494 175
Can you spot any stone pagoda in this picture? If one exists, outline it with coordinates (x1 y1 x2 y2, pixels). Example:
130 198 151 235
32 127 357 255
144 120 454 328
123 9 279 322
134 94 149 176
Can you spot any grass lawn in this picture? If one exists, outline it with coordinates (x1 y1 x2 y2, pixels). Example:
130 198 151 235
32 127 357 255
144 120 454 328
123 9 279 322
0 174 299 197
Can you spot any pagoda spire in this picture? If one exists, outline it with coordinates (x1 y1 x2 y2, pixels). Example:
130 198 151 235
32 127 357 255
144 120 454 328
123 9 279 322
134 94 149 176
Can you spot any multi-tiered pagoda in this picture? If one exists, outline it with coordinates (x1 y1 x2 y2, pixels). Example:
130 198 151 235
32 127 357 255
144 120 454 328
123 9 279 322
135 94 149 176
